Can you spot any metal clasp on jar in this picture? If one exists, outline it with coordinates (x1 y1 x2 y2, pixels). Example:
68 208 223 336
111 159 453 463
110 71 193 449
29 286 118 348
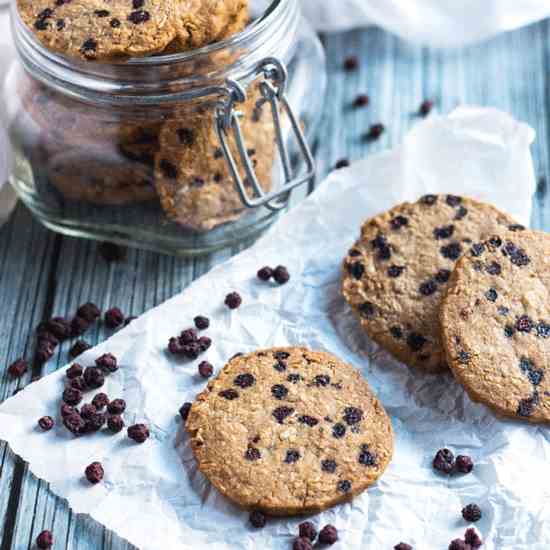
215 57 315 212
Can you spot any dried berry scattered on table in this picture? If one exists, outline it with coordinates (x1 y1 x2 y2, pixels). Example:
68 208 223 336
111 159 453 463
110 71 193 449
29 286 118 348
394 544 413 550
433 448 455 474
198 336 212 351
464 527 482 548
293 538 313 550
194 315 210 330
96 353 118 372
84 412 106 433
198 361 213 378
105 307 125 328
334 158 350 170
273 265 290 285
38 416 54 431
60 404 77 417
92 392 109 410
62 388 83 406
35 341 55 364
63 412 86 435
44 317 71 340
69 340 91 358
455 454 474 474
354 93 369 108
66 363 83 379
124 316 137 326
107 398 126 415
298 521 317 542
69 377 86 391
257 266 274 281
225 292 242 309
462 503 482 522
419 99 433 116
77 302 101 322
448 539 469 550
318 524 338 545
7 358 28 378
343 56 358 71
127 423 150 443
249 510 266 528
365 123 385 141
70 315 90 336
83 366 105 389
107 415 124 433
80 404 97 419
85 461 104 484
179 402 192 421
36 530 53 549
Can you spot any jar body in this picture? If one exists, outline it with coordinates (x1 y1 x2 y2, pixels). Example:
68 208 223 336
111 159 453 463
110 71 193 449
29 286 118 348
5 0 326 255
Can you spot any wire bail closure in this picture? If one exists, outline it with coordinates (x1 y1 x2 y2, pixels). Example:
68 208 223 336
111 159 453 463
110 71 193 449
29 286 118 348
215 57 315 212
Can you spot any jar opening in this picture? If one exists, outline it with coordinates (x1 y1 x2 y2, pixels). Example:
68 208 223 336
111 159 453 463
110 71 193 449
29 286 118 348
11 0 299 103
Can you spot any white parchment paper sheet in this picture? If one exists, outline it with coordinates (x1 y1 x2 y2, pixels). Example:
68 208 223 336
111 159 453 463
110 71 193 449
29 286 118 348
301 0 550 47
0 107 545 550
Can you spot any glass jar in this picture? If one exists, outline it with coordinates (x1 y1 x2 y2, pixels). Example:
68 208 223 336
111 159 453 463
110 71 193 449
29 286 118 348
3 0 326 255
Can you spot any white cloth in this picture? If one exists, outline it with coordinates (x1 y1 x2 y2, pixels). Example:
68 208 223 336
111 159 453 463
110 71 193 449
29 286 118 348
0 108 541 550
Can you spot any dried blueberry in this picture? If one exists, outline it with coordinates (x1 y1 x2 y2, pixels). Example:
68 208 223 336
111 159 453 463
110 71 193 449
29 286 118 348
433 225 455 240
516 315 534 333
7 358 27 378
63 413 86 435
84 412 106 432
298 415 319 427
293 538 313 550
348 262 365 280
107 398 126 415
257 266 274 281
85 461 104 484
486 261 502 275
249 510 266 528
434 269 450 284
503 241 530 267
537 321 550 338
36 530 53 549
219 389 239 400
107 415 124 433
234 373 255 388
284 449 301 463
63 388 82 406
433 448 455 474
343 56 358 71
419 279 438 296
179 402 192 421
455 206 468 220
299 521 317 542
96 353 118 373
273 360 287 372
198 361 213 378
353 94 370 108
334 158 350 170
314 374 330 387
60 404 77 418
390 215 409 230
92 392 109 410
508 224 525 232
80 404 97 419
498 306 509 316
420 194 437 205
419 100 433 116
225 292 242 309
127 423 150 443
194 316 210 330
446 195 462 206
485 288 498 302
38 416 54 431
358 445 377 466
198 336 211 352
77 303 101 322
69 340 91 358
271 384 288 400
407 332 427 352
180 328 197 344
504 325 515 338
388 265 405 278
390 326 403 339
245 447 262 461
462 503 482 522
455 455 474 474
448 539 469 550
70 315 90 337
464 528 483 548
318 525 338 545
83 367 104 389
337 480 351 493
441 242 462 261
332 423 346 438
321 459 337 473
104 307 124 328
35 341 55 364
273 265 290 285
45 317 72 340
358 301 376 319
272 406 294 423
343 407 363 425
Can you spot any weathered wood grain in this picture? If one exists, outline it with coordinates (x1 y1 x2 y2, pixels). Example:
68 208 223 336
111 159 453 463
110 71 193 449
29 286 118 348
1 19 550 549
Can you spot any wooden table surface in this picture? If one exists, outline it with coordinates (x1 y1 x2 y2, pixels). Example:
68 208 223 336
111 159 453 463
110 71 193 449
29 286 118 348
1 20 550 550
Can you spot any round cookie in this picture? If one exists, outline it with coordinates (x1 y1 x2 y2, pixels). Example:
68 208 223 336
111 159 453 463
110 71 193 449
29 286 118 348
154 82 276 231
17 0 249 60
441 229 550 423
186 347 393 515
341 195 519 373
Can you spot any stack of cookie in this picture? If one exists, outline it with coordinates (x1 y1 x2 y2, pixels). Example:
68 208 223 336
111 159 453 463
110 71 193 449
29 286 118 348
342 194 550 423
13 0 277 230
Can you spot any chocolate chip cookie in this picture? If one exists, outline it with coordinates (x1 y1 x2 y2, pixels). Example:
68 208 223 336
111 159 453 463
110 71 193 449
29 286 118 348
186 347 394 515
18 0 249 60
154 82 276 231
341 195 519 373
441 229 550 423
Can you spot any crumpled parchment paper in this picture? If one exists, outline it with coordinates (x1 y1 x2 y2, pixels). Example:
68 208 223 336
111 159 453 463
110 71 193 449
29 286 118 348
0 107 544 550
301 0 550 47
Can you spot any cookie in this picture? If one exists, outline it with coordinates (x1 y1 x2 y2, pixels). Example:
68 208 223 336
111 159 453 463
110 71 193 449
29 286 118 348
45 146 157 205
441 228 550 423
18 0 249 60
341 195 519 373
186 347 393 515
154 82 276 231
